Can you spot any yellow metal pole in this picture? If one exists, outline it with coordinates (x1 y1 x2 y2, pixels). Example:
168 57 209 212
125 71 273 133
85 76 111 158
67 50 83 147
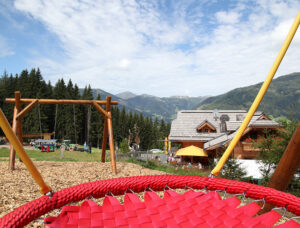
211 10 300 177
164 137 168 154
0 108 52 194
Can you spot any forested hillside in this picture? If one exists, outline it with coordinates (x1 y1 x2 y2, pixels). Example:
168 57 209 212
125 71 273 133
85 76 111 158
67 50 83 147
124 95 207 121
0 69 170 150
197 73 300 120
89 89 208 121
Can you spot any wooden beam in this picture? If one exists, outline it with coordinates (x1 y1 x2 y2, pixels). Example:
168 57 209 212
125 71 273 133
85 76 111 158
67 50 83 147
101 96 111 163
6 98 118 105
268 123 300 191
107 111 117 174
0 108 52 194
16 99 38 119
22 132 54 138
101 119 108 162
92 101 110 118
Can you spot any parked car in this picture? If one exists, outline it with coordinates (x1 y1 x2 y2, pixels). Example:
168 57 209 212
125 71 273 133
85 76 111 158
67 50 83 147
40 144 55 152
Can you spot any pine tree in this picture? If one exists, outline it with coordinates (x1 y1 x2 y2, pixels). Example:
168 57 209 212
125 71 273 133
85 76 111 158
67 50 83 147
53 79 68 140
0 69 173 151
90 93 103 147
63 79 77 142
111 106 120 145
119 138 130 153
220 158 247 180
81 85 94 145
119 107 127 140
152 117 160 148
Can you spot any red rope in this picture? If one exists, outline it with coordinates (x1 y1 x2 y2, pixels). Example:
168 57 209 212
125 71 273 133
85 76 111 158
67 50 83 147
1 175 299 227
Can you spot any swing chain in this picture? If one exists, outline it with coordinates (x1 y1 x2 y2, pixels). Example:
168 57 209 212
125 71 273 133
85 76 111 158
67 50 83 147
38 104 42 138
272 206 287 218
53 104 58 139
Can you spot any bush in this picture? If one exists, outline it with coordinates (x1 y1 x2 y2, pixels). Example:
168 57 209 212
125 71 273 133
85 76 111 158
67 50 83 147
119 139 130 153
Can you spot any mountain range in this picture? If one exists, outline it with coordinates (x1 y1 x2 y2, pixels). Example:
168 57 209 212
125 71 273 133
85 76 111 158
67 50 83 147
197 72 300 120
89 72 300 121
90 89 208 121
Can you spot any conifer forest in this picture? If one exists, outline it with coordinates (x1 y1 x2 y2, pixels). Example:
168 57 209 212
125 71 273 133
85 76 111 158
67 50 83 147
0 69 170 150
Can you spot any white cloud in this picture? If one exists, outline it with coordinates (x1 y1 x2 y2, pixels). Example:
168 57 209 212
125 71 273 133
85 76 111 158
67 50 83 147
12 0 300 97
119 59 131 69
216 11 241 24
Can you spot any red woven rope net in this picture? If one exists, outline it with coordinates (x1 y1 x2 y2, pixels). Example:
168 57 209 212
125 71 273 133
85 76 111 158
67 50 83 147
1 175 300 227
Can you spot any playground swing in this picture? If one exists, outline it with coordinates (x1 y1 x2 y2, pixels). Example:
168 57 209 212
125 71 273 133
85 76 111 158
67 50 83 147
0 10 300 228
6 95 118 173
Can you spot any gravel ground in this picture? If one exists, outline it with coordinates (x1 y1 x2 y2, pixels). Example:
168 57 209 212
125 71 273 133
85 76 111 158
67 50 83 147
0 160 165 227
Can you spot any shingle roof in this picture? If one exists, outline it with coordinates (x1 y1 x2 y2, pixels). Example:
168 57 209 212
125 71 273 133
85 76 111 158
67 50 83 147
226 121 242 131
204 132 236 150
249 119 280 127
170 110 247 141
169 110 280 144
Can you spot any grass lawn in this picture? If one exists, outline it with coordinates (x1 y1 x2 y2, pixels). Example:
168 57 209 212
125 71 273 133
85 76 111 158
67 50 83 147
0 147 111 162
126 158 209 176
0 146 208 176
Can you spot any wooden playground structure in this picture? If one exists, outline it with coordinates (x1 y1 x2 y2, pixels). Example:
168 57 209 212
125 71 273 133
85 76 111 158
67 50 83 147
5 92 119 174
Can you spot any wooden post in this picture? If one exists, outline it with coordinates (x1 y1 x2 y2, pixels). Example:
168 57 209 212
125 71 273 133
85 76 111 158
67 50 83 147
9 91 21 170
101 96 111 162
5 93 119 173
0 108 52 194
16 92 23 145
9 105 18 170
261 124 300 213
108 111 117 174
16 99 38 119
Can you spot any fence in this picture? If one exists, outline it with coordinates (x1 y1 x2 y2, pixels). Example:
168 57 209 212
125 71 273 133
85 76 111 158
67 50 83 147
116 151 168 163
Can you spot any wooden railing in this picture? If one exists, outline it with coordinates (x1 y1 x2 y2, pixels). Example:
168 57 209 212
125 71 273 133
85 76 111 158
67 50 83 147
234 142 260 159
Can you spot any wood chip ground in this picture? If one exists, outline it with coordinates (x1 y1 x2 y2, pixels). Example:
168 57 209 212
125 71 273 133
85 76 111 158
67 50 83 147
0 161 164 227
0 161 297 227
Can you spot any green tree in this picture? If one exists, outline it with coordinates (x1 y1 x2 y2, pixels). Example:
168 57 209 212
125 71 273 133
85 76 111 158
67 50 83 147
81 85 94 145
253 118 299 179
52 79 68 140
90 93 104 147
119 138 130 153
220 158 247 180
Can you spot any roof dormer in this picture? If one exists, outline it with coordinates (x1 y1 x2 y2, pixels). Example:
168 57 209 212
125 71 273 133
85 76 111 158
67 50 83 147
258 113 271 120
196 120 216 133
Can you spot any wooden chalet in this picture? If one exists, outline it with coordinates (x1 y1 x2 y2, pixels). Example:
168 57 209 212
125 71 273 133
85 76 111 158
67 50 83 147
169 110 283 160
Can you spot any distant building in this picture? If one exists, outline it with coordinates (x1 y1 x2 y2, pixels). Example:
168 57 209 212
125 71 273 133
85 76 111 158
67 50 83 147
169 110 282 159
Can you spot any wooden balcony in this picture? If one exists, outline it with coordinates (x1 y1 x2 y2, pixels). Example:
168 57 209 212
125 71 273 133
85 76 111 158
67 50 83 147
233 142 260 159
242 142 260 152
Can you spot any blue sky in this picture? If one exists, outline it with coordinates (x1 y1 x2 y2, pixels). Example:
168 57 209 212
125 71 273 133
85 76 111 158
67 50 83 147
0 0 299 97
